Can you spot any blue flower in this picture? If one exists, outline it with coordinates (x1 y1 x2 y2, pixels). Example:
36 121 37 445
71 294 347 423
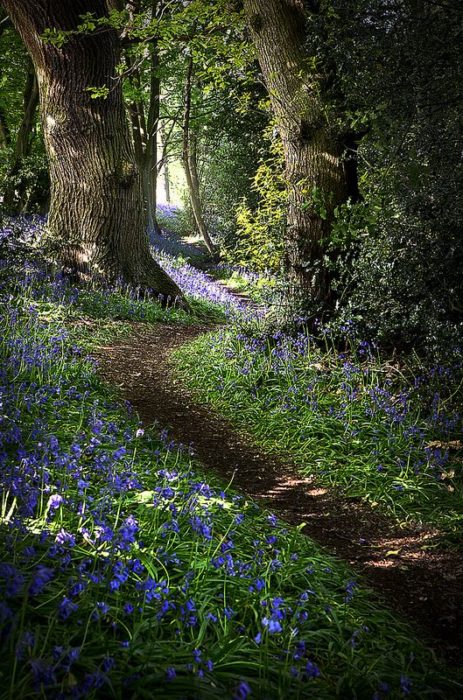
29 565 54 596
58 596 78 620
233 681 251 699
305 660 321 679
400 675 412 695
48 494 63 510
262 617 283 634
166 667 176 681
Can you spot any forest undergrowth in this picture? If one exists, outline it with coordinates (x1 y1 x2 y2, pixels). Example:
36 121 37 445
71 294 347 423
0 217 461 698
174 327 463 539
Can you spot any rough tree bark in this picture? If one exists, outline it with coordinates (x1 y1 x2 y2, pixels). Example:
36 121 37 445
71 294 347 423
1 0 182 300
243 0 349 317
182 56 216 257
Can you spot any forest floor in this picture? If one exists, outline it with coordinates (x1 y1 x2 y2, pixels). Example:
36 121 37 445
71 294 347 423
94 320 463 666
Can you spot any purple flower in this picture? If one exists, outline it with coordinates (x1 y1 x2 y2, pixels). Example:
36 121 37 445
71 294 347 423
48 494 63 510
29 658 56 687
55 529 76 546
233 681 252 700
0 563 24 597
305 660 321 679
58 596 78 620
113 446 127 460
29 565 54 596
262 617 283 634
400 675 412 695
118 515 139 550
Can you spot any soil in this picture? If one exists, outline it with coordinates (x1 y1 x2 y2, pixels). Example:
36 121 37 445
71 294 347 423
93 321 463 667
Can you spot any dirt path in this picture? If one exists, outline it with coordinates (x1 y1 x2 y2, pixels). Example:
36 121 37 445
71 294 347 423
94 322 463 665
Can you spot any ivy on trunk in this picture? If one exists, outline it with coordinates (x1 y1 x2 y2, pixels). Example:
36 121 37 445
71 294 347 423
244 0 350 320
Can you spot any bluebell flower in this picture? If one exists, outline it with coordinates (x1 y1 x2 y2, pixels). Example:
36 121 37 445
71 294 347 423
400 675 412 695
305 660 321 679
48 493 63 510
166 667 176 681
262 617 283 634
58 596 78 620
233 680 252 699
29 565 54 596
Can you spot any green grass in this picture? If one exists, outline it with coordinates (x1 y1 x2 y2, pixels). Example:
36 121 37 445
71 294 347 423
74 285 227 325
0 270 461 698
206 267 277 305
174 328 463 538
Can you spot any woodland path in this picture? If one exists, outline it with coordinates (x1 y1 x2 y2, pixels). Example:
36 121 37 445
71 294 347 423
94 321 463 666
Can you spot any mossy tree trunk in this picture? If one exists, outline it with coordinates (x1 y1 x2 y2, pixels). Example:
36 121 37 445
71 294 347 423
244 0 349 318
1 0 182 300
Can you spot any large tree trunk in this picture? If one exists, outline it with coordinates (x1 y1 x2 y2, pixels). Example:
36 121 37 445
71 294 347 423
243 0 348 317
1 0 182 301
182 57 216 258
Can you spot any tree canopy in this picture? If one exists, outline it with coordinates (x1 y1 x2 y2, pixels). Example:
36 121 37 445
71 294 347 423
1 0 462 344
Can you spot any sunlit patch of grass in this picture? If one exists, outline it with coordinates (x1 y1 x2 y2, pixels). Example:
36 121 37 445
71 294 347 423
174 328 463 538
74 286 227 325
206 264 278 306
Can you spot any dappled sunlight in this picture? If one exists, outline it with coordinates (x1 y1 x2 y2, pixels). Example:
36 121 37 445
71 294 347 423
1 0 461 694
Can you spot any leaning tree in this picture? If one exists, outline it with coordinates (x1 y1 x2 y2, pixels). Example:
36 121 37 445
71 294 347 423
1 0 182 299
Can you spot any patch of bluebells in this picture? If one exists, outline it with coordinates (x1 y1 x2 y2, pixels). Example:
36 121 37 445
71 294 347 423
177 327 463 527
149 225 206 260
0 224 452 698
0 276 316 694
1 215 263 321
153 246 265 320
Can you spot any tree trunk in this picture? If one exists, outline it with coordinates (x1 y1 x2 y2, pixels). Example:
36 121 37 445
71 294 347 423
124 0 161 234
243 0 348 317
159 122 173 204
163 160 171 204
1 0 182 301
182 57 216 257
144 35 161 234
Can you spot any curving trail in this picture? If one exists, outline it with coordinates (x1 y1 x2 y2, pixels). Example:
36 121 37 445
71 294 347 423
94 322 463 665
